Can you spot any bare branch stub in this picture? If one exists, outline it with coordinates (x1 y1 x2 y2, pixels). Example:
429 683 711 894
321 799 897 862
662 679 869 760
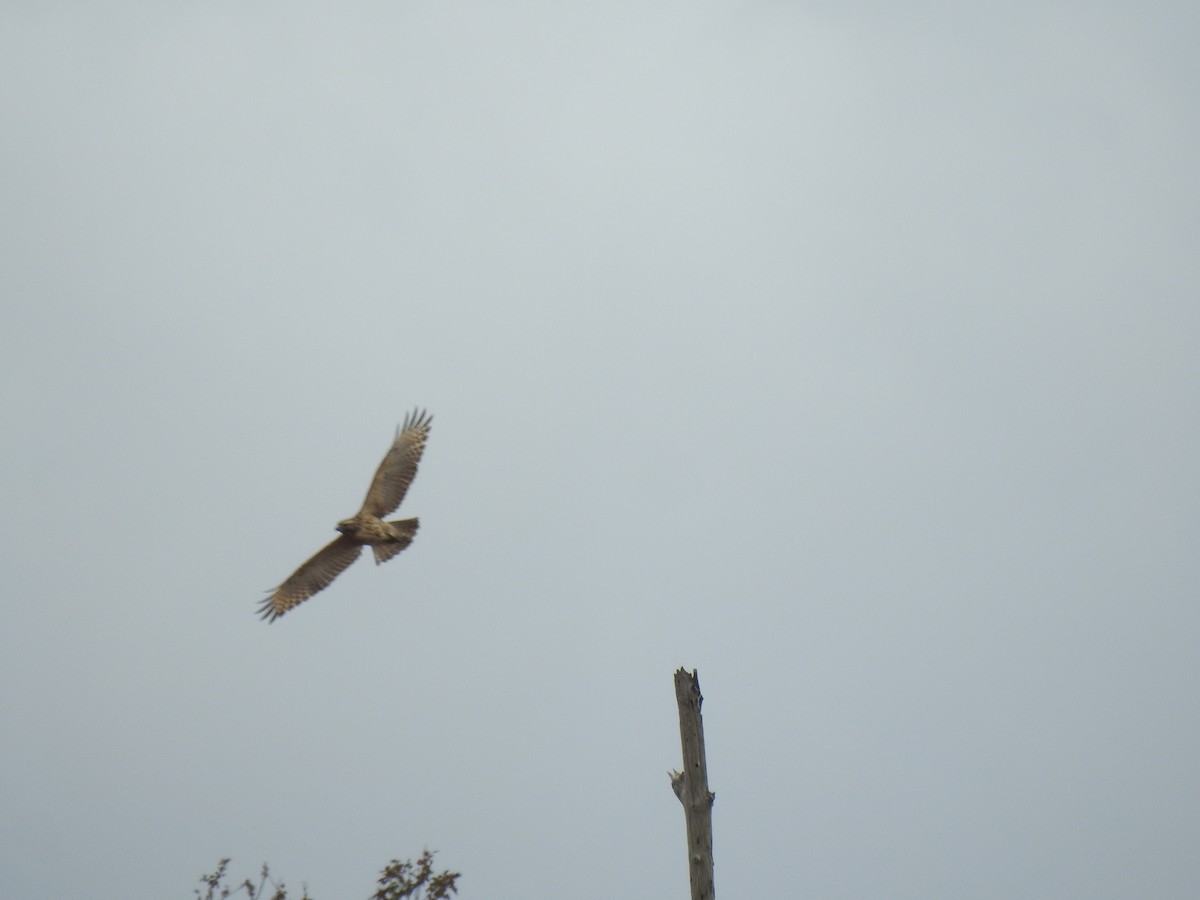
673 667 715 900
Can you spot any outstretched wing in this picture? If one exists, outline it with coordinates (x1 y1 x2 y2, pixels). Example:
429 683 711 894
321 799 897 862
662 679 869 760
258 535 363 622
359 408 433 518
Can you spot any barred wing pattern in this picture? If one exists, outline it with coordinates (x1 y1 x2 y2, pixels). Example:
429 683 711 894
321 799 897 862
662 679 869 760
258 535 363 622
360 408 433 518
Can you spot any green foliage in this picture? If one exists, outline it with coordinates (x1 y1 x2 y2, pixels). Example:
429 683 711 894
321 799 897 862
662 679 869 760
195 850 459 900
373 851 460 900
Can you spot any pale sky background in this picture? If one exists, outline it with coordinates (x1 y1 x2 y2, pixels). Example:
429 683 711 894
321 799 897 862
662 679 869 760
2 3 1198 898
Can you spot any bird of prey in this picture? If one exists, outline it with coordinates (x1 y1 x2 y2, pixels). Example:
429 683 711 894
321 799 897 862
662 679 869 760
258 409 432 622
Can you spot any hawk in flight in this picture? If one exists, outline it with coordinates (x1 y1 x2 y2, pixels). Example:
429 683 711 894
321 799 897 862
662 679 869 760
258 409 432 622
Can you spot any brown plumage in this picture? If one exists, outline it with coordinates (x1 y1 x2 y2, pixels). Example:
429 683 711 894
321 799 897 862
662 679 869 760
258 409 432 622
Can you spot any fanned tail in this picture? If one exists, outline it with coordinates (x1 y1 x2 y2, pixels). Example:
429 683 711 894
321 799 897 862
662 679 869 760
372 517 419 565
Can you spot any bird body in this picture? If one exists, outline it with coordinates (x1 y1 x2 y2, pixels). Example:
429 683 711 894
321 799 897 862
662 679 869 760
336 513 409 543
258 409 432 622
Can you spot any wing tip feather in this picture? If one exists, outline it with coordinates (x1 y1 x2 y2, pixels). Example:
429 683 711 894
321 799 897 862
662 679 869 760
400 407 433 435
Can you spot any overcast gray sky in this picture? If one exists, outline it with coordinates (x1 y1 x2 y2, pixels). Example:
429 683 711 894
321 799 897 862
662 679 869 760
2 3 1198 898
